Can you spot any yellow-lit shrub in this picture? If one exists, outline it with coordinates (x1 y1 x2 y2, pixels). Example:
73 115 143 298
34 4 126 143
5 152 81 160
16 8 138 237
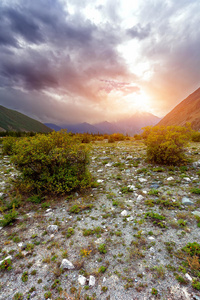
11 131 91 195
143 125 191 165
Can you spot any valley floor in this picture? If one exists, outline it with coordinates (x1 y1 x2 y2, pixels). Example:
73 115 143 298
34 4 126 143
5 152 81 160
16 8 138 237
0 140 200 300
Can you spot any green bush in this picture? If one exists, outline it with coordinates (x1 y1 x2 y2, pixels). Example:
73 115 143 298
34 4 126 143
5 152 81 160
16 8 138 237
191 131 200 142
142 125 191 165
2 136 17 155
0 205 18 227
11 131 91 195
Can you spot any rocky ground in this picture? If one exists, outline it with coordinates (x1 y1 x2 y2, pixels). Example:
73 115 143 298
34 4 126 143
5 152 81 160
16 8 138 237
0 139 200 300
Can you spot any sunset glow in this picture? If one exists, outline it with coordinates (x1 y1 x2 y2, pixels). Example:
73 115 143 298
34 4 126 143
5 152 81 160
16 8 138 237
0 0 200 124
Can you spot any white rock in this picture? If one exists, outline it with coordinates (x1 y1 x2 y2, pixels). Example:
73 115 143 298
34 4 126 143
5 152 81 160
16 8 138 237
127 185 136 190
105 163 112 167
183 177 191 182
78 275 87 285
142 190 148 194
138 178 147 183
47 225 58 233
137 195 144 201
192 211 200 218
185 273 192 281
167 176 174 181
126 155 133 159
97 169 103 173
148 237 155 240
193 160 200 168
121 210 128 216
103 277 106 282
89 275 95 286
97 179 104 183
60 259 74 270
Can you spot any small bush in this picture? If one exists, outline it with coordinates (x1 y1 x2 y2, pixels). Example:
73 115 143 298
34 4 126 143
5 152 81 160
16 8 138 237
11 131 91 195
0 258 12 270
191 131 200 142
142 125 191 165
98 244 107 254
2 136 17 155
0 205 18 227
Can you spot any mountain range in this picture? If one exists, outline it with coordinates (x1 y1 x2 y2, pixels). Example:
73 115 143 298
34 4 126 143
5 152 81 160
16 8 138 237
0 105 52 133
158 87 200 130
1 86 200 134
45 111 161 135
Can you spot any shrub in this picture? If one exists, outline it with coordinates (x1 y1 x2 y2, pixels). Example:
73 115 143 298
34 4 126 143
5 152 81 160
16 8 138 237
142 125 191 165
2 136 17 155
11 131 91 195
191 131 200 142
0 205 18 227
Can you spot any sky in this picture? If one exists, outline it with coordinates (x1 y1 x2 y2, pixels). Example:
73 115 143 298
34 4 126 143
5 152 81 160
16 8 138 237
0 0 200 125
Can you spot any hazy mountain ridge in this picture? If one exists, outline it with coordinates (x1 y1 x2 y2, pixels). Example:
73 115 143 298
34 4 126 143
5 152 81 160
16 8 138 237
158 87 200 130
46 112 161 135
0 105 52 133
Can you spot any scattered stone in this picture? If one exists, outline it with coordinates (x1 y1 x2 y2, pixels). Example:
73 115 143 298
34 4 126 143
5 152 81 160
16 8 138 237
182 197 194 206
192 211 200 218
193 160 200 168
89 275 95 286
137 195 144 201
105 162 112 167
97 179 104 183
127 184 136 190
185 273 192 281
150 183 160 189
183 177 191 182
167 177 174 181
47 225 58 233
60 259 74 270
121 210 128 216
138 178 147 183
78 275 87 285
18 243 27 250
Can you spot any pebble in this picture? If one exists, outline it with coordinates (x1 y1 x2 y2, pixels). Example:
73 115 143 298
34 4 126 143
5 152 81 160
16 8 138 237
167 177 174 181
138 178 147 183
121 210 128 216
192 211 200 218
60 259 75 270
137 195 144 201
47 225 58 233
182 197 194 206
185 273 192 281
89 275 96 286
78 275 87 285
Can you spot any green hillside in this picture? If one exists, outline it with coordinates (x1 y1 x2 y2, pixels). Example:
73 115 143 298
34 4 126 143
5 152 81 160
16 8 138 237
0 105 52 133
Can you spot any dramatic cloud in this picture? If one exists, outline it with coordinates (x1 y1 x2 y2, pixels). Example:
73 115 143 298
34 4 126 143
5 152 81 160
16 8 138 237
0 0 200 123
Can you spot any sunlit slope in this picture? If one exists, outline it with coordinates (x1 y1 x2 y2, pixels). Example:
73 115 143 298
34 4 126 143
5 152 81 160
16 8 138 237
158 88 200 130
0 105 52 132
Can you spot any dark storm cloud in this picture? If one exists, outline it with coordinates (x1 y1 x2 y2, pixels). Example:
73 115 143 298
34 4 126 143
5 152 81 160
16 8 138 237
0 0 135 107
4 7 44 44
1 59 58 90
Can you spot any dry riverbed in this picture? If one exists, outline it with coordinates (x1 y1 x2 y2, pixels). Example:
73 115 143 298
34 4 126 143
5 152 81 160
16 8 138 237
0 140 200 300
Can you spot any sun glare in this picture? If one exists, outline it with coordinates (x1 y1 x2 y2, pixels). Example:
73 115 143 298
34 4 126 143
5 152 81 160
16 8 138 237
125 91 152 112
